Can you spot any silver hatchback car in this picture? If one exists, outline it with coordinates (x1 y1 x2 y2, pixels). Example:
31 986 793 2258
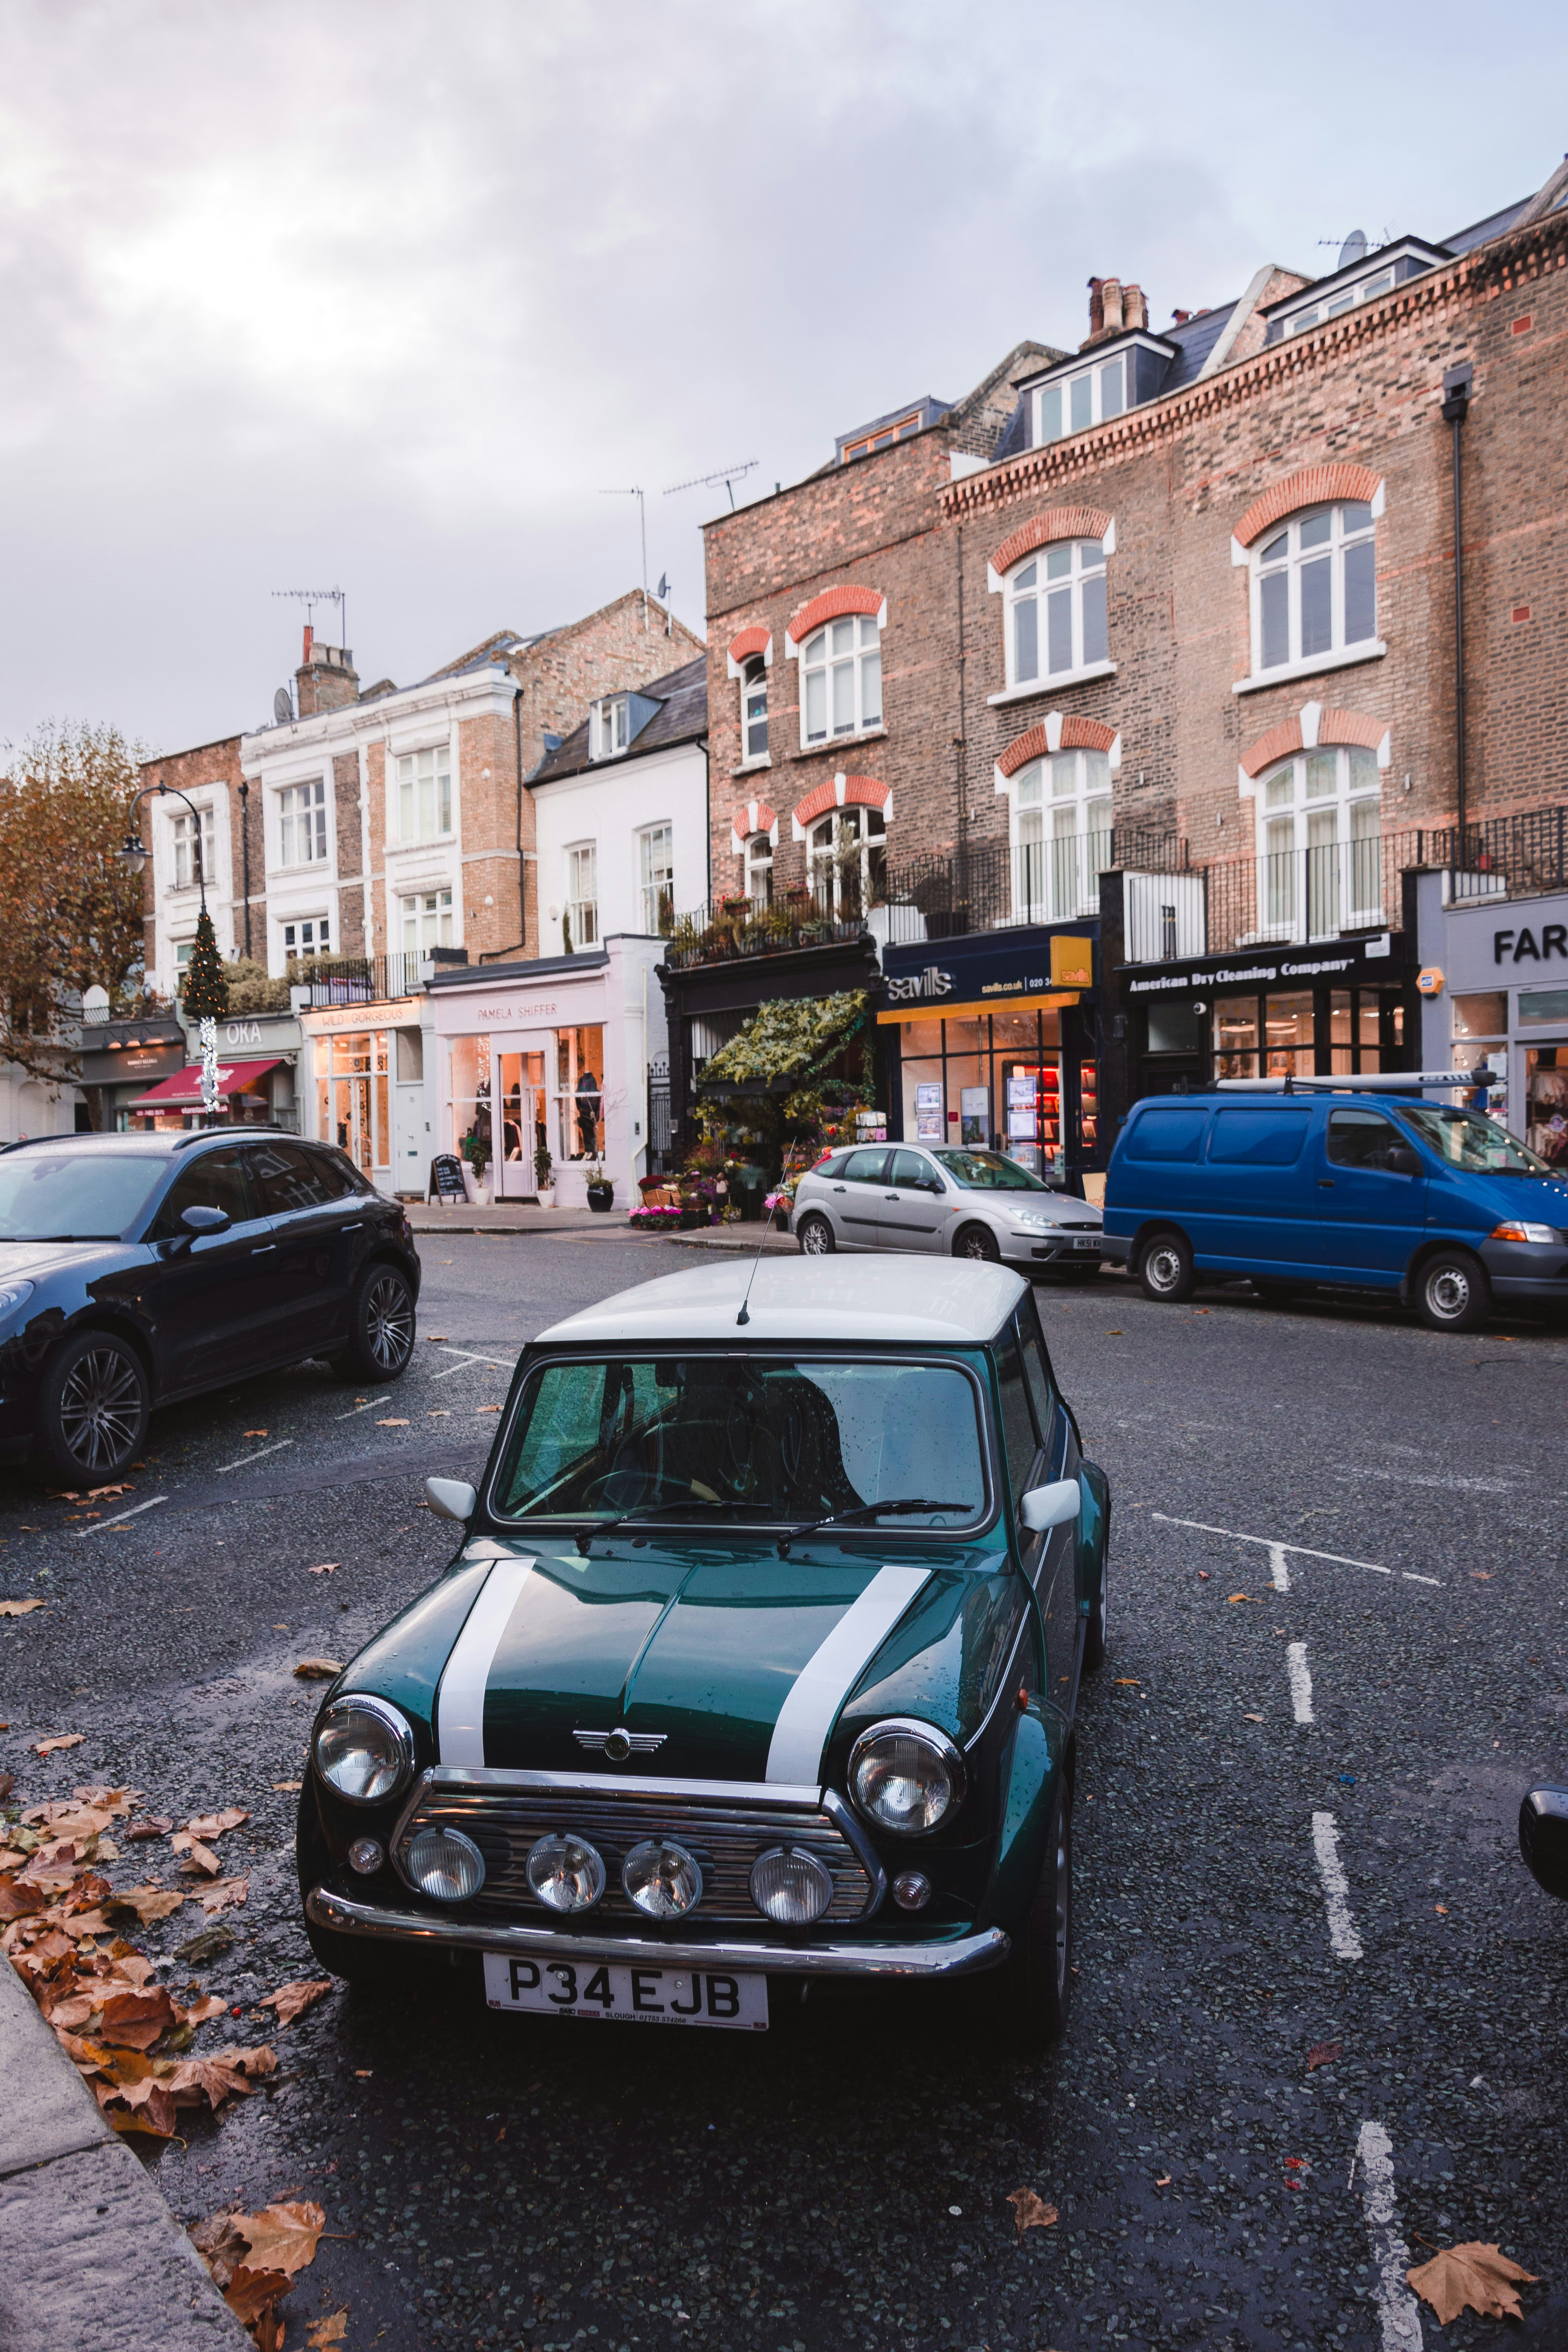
793 1143 1105 1276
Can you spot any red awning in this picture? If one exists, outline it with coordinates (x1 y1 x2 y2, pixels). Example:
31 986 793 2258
128 1058 283 1109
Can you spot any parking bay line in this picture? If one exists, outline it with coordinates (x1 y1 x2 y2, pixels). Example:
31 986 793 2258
1354 2121 1425 2351
78 1496 167 1537
1151 1512 1441 1589
214 1438 294 1474
428 1345 519 1383
335 1394 392 1421
1310 1811 1365 1960
1287 1641 1315 1724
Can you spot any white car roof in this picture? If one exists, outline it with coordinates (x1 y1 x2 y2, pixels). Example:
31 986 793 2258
535 1254 1028 1348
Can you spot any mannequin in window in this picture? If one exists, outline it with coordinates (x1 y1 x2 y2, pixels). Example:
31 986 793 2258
575 1069 601 1158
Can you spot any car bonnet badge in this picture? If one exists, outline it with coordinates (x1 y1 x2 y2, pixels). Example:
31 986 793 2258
573 1728 667 1762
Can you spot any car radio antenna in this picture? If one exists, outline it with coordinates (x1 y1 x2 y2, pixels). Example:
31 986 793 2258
735 1198 784 1327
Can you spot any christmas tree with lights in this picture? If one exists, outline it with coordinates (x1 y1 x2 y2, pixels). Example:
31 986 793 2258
181 908 228 1021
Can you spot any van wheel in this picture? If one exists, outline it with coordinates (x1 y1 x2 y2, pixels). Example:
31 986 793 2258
797 1214 835 1256
955 1225 1000 1263
1417 1250 1490 1333
1138 1231 1194 1303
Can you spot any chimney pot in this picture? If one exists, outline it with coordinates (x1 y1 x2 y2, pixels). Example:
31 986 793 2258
1087 276 1105 339
1101 277 1124 335
302 624 313 661
1123 284 1146 332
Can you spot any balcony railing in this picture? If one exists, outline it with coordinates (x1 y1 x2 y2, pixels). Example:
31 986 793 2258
290 952 430 1006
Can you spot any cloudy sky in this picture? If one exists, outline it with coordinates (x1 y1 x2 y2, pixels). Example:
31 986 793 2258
2 0 1563 754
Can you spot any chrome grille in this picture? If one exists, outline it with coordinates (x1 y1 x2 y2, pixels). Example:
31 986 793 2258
397 1781 875 1922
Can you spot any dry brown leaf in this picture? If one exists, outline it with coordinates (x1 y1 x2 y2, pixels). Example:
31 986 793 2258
272 1781 302 1793
185 1808 249 1838
1406 2243 1539 2325
173 1834 223 1877
98 1986 178 2049
475 1404 501 1413
1225 1593 1250 1605
243 1430 269 1438
1242 1712 1265 1724
224 2268 295 2326
261 1978 333 2027
199 1875 249 1915
236 2200 326 2278
0 1599 45 1617
165 2045 277 2109
1005 2187 1058 2235
0 1881 45 1920
293 1660 342 1681
33 1734 83 1756
71 1786 138 1813
180 1993 228 2027
104 1884 189 1923
307 2312 349 2350
191 2209 251 2287
307 1563 339 1576
126 1817 173 1842
1306 2039 1342 2070
1155 2173 1172 2187
375 1417 409 1427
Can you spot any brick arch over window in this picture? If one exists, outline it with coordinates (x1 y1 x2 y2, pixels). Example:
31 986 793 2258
728 798 779 856
989 506 1115 581
1240 704 1390 779
997 716 1120 778
784 586 886 646
726 625 772 678
790 772 892 840
1233 465 1383 553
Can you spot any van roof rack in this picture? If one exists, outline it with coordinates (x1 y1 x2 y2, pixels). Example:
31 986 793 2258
1214 1066 1499 1095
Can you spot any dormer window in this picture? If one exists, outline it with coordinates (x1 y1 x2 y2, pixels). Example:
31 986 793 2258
842 412 922 460
1264 241 1446 343
592 697 631 760
1037 356 1126 446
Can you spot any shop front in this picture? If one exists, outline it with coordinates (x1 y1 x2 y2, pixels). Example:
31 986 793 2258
298 996 424 1195
80 1017 187 1129
878 927 1100 1188
425 939 667 1209
1411 873 1568 1161
1115 929 1413 1107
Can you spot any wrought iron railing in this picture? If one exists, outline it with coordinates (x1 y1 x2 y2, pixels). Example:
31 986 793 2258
290 953 428 1005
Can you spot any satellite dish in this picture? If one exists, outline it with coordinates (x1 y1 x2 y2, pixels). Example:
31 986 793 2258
656 573 669 600
273 686 294 725
1338 228 1368 271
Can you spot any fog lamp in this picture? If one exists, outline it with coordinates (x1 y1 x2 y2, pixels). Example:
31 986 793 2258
348 1837 384 1875
621 1838 703 1918
526 1833 606 1913
749 1845 833 1927
405 1825 485 1903
892 1871 933 1912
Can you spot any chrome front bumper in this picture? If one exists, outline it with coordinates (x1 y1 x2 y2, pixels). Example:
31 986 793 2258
306 1886 1010 1980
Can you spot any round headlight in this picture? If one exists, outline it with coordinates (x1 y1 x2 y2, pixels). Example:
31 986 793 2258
405 1824 485 1903
621 1838 703 1919
849 1719 965 1836
314 1695 415 1804
749 1845 833 1927
526 1833 606 1913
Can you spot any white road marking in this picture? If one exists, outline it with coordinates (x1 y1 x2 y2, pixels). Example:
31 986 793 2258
1152 1513 1441 1587
1287 1641 1315 1724
428 1345 517 1371
214 1439 294 1474
334 1394 392 1420
78 1496 167 1536
766 1566 931 1784
1311 1811 1364 1960
1355 2120 1425 2350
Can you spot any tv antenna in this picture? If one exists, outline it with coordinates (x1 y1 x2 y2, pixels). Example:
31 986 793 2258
272 585 347 648
665 459 758 512
599 488 648 629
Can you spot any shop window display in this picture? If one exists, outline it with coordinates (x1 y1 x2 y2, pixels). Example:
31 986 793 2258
318 1030 390 1180
1525 1048 1568 1165
896 1005 1093 1181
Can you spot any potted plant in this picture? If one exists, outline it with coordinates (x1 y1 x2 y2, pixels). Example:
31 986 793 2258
586 1160 614 1213
534 1143 554 1209
461 1133 490 1207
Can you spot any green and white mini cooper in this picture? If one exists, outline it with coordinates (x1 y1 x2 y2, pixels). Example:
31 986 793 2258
297 1256 1109 2040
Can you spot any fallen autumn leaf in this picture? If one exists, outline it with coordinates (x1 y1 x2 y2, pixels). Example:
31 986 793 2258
198 1875 249 1915
0 1599 45 1617
1406 2243 1539 2325
293 1660 343 1681
1306 2040 1342 2071
1005 2187 1058 2235
307 1563 338 1575
33 1735 84 1756
375 1418 409 1427
272 1781 302 1793
307 2312 349 2350
260 1978 333 2027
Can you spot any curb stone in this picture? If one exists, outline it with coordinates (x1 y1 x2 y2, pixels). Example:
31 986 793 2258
0 1953 248 2350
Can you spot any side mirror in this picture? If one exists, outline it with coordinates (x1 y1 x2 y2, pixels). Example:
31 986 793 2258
1020 1478 1080 1534
1385 1146 1422 1177
1520 1786 1568 1902
426 1475 477 1524
181 1203 231 1238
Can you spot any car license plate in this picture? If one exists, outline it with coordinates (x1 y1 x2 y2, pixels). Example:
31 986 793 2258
1072 1236 1101 1250
483 1952 768 2031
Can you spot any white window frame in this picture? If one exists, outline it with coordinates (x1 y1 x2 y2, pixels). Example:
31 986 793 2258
744 832 773 905
740 656 769 766
281 914 332 963
1005 752 1113 924
169 803 216 893
1238 499 1383 691
799 615 882 748
806 805 885 917
1250 745 1384 940
1034 353 1127 446
276 776 328 869
1281 269 1396 337
401 888 454 954
564 843 598 949
396 746 453 844
591 698 631 761
1000 539 1110 694
638 823 674 935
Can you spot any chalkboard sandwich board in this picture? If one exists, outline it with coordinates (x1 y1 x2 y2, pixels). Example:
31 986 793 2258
430 1154 467 1205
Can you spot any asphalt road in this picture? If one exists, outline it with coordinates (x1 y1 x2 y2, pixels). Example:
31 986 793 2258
3 1234 1566 2352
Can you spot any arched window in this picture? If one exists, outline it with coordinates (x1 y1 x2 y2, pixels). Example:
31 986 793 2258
744 831 773 905
1009 751 1112 922
1252 502 1376 677
808 805 885 917
802 616 881 745
1005 540 1107 689
741 656 768 764
1255 744 1382 936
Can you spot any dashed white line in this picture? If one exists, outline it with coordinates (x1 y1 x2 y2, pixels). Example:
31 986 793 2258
429 1345 517 1369
1152 1513 1441 1587
214 1438 294 1474
78 1496 167 1536
1355 2120 1425 2350
1287 1641 1315 1724
334 1394 392 1421
1310 1811 1364 1960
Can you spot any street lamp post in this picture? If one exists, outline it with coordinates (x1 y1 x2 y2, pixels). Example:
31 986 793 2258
118 782 223 1122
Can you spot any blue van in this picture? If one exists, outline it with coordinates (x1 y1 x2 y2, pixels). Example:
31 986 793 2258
1103 1085 1568 1331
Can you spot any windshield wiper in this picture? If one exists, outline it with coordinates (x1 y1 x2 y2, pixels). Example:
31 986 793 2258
777 1498 971 1556
574 1499 776 1553
2 1234 118 1243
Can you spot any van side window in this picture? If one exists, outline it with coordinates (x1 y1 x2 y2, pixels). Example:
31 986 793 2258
993 1327 1040 1510
1207 1108 1312 1166
1126 1109 1209 1161
1327 1109 1404 1170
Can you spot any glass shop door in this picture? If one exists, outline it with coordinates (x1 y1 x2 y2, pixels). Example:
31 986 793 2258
492 1040 548 1199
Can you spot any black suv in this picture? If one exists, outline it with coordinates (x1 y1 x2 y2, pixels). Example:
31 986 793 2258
0 1127 421 1482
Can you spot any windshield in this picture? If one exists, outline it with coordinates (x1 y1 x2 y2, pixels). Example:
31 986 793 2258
0 1150 167 1241
1397 1104 1550 1176
931 1149 1051 1193
492 1355 987 1530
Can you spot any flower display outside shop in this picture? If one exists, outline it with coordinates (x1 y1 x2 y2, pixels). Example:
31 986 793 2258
688 992 879 1206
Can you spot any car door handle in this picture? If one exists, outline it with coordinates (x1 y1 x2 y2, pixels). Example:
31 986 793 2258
1318 1180 1334 1188
341 1221 363 1232
833 1186 846 1194
884 1192 900 1201
251 1243 278 1254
